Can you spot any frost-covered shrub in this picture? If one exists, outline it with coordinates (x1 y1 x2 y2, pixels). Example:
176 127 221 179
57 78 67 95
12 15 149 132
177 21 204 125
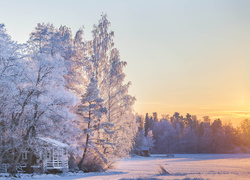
82 152 107 172
68 155 79 171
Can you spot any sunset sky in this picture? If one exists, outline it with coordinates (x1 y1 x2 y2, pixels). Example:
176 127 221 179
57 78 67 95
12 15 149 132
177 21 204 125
1 0 249 126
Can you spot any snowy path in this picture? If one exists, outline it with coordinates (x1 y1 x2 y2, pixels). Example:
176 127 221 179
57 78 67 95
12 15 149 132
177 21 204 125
1 154 250 180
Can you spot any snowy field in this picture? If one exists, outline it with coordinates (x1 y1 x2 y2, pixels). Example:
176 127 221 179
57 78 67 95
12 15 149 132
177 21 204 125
1 154 250 180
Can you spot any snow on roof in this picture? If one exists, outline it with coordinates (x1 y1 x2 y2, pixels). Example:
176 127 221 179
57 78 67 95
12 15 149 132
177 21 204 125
38 137 69 148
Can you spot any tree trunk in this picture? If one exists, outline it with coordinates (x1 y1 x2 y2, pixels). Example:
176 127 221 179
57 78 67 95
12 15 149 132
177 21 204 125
78 110 91 170
9 150 22 176
26 151 33 173
78 133 90 170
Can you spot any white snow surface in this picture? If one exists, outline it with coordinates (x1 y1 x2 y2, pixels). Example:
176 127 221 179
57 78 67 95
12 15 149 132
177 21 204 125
1 154 250 180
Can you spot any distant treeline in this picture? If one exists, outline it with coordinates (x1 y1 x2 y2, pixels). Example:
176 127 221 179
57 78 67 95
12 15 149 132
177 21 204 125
134 112 250 154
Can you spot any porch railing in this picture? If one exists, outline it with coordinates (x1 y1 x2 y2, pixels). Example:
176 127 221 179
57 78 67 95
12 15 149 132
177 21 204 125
0 163 9 173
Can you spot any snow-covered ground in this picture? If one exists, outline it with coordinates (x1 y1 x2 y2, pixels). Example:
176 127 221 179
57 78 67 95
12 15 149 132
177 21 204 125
1 154 250 180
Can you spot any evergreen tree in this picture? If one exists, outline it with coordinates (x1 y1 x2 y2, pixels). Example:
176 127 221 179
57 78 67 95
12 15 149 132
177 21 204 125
153 112 158 122
145 113 150 137
76 74 106 170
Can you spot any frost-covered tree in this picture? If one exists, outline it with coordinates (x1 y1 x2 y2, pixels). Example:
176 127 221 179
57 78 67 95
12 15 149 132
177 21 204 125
153 119 176 154
240 119 250 147
153 112 158 122
28 23 87 153
2 24 79 174
86 14 136 158
144 130 155 149
29 23 87 96
145 113 150 137
223 122 237 152
134 129 154 150
136 114 144 131
27 23 81 141
7 53 77 173
210 119 224 153
103 48 136 157
0 24 23 165
198 122 212 153
76 74 107 170
180 126 198 153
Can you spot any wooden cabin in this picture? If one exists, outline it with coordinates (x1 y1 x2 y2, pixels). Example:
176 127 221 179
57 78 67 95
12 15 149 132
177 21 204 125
0 137 69 173
134 146 151 157
37 137 69 172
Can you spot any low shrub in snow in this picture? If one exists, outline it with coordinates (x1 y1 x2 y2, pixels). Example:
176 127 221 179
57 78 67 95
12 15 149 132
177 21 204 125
81 152 107 172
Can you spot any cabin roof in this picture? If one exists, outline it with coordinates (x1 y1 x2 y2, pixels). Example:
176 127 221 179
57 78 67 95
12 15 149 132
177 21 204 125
38 137 69 148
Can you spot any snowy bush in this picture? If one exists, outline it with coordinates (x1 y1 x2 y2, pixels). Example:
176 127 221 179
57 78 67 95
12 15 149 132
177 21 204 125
81 151 107 172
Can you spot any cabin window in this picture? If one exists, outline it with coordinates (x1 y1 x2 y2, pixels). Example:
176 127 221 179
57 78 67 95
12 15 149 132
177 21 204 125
47 151 51 160
54 152 58 160
22 152 28 160
39 151 42 159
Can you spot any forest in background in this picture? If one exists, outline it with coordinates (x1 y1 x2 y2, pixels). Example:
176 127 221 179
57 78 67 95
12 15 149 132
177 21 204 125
135 112 250 154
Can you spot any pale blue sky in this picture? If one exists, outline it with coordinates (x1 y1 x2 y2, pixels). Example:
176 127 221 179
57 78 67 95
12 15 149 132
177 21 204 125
1 0 250 125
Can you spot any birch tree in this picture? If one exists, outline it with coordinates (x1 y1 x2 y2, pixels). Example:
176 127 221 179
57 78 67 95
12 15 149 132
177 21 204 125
87 14 136 158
